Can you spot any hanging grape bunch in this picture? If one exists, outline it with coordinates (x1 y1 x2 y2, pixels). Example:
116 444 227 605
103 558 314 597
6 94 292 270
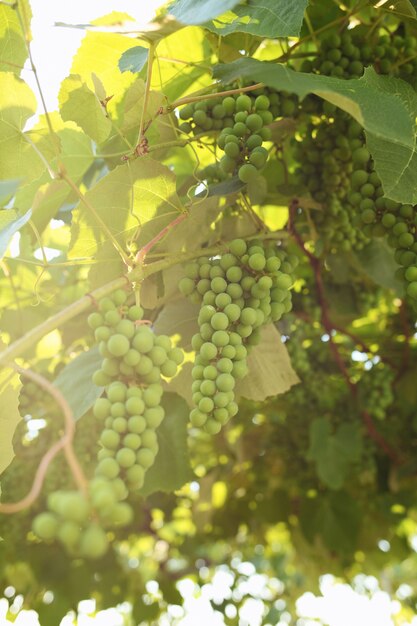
32 290 184 559
180 238 298 434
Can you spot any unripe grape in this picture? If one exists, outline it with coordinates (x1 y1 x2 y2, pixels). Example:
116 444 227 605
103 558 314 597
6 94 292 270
80 524 109 559
238 163 258 183
32 512 59 540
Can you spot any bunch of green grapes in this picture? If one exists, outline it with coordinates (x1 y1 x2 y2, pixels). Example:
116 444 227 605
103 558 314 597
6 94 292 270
214 93 273 183
88 290 183 491
344 137 417 305
302 29 370 79
178 93 236 136
180 87 302 186
315 196 370 252
374 33 417 81
358 363 395 421
179 238 298 434
293 113 356 203
32 290 184 559
32 478 131 559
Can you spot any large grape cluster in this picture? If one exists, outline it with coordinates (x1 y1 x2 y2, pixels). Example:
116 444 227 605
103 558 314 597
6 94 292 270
88 290 183 491
179 238 297 433
32 290 183 559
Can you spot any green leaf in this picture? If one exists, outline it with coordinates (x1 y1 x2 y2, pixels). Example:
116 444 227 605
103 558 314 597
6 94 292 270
197 176 245 197
118 46 148 73
301 492 361 554
205 0 308 38
213 61 417 204
0 209 31 260
0 354 22 476
0 179 21 205
70 32 137 116
236 324 300 401
69 157 183 263
168 0 241 25
53 347 103 420
0 72 37 180
354 239 403 294
0 3 28 73
141 392 193 496
307 418 363 490
14 114 95 233
59 74 112 144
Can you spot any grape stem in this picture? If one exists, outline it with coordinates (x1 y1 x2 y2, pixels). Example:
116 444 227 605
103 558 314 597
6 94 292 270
288 199 402 465
165 83 264 112
0 365 89 513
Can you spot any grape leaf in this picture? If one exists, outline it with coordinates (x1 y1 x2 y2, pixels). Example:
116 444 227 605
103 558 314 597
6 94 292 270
0 208 31 260
0 3 28 73
59 74 112 144
204 0 308 38
236 324 300 401
0 72 37 180
141 392 193 496
307 418 363 490
69 157 184 262
0 349 22 476
118 46 148 73
214 61 417 204
53 347 103 420
0 179 21 205
354 239 403 294
168 0 241 25
300 491 361 554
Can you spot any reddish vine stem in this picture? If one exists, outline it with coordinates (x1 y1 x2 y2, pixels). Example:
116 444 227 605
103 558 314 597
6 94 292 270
396 300 412 381
288 200 401 465
0 365 89 514
134 212 188 265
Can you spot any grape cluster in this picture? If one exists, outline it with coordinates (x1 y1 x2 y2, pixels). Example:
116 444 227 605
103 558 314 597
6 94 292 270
32 478 131 559
343 133 417 304
294 113 370 251
303 29 369 79
374 33 417 81
179 238 297 433
88 290 183 491
358 363 394 421
32 290 184 559
179 86 303 186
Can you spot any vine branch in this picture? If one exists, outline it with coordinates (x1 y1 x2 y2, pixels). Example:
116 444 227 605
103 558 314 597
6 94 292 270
0 365 88 514
288 200 401 465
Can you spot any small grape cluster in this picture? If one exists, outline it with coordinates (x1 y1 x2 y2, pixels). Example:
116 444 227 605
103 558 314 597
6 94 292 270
215 93 273 183
179 238 297 433
294 113 370 251
180 87 302 186
358 363 394 421
32 478 131 559
303 30 369 79
374 33 417 80
343 133 417 304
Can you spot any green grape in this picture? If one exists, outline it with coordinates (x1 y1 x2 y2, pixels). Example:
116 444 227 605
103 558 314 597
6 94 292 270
238 163 258 182
79 524 109 559
116 448 136 468
32 512 59 540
